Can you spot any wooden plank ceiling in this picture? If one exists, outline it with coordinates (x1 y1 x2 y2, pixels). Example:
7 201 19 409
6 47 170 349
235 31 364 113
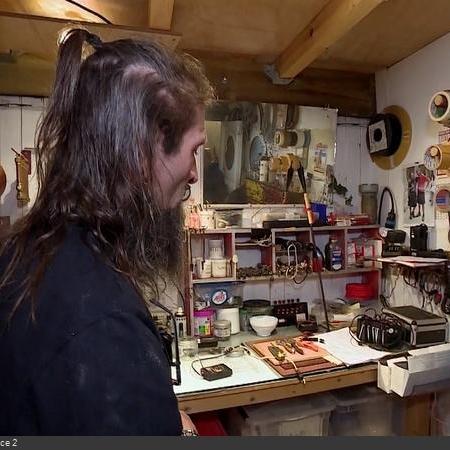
1 0 450 117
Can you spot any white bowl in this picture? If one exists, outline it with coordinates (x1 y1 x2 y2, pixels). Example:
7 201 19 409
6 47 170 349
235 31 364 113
249 315 278 337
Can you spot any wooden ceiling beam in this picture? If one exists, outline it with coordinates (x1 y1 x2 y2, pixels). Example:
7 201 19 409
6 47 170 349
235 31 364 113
276 0 385 79
148 0 174 31
189 50 376 117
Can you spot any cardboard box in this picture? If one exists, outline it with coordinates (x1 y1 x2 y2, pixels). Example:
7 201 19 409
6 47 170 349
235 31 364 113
378 344 450 397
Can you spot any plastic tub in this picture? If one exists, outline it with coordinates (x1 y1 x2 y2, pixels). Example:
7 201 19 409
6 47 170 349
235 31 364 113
227 393 335 436
329 386 394 436
194 282 243 308
432 390 450 436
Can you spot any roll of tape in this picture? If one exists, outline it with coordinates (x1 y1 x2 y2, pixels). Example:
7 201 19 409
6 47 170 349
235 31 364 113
435 187 450 212
424 143 450 170
428 90 450 126
274 130 298 147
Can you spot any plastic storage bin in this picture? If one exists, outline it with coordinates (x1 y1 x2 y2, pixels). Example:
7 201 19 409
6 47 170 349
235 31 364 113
226 393 335 436
194 281 243 309
329 385 395 436
432 389 450 436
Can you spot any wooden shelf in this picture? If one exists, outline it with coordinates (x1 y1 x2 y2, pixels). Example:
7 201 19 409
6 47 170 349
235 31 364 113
192 277 235 284
189 224 380 235
228 267 381 283
235 243 272 249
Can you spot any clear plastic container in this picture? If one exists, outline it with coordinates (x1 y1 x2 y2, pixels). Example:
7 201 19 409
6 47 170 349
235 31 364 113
194 282 244 307
432 389 450 435
329 386 395 436
359 184 379 224
227 393 335 436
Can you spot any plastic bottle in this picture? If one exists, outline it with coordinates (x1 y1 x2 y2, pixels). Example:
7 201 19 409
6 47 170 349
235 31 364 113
325 236 343 271
175 306 187 339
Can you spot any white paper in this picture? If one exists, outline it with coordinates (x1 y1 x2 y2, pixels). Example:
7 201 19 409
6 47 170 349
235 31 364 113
173 351 281 395
377 255 446 268
407 343 450 372
317 327 391 365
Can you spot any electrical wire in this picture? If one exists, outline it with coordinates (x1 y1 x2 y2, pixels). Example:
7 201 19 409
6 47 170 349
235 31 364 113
64 0 112 24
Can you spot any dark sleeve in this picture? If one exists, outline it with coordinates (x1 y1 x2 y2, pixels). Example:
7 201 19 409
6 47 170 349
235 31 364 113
31 312 182 435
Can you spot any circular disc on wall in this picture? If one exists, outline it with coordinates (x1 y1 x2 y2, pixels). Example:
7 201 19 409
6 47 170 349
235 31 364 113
370 105 412 170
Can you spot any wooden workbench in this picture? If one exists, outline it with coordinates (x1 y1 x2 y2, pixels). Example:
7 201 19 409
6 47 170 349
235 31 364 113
177 363 431 435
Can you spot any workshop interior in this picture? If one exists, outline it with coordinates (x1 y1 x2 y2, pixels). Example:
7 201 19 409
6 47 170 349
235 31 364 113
5 0 450 437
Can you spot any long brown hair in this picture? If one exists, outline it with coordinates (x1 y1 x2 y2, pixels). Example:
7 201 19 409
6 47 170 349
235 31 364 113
0 28 213 319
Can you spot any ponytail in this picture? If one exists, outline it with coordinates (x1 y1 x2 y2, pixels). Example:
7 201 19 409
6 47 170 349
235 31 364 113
51 28 102 122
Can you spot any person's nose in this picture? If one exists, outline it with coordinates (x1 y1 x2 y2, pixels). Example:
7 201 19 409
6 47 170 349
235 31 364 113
188 158 198 184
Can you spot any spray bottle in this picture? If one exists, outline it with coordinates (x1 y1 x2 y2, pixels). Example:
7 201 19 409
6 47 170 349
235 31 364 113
175 306 187 339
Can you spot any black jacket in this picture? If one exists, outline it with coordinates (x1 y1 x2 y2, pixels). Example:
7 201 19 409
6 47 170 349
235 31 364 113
0 225 181 435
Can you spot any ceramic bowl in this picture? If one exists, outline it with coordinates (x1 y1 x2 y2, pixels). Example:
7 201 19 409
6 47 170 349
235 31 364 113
249 315 278 337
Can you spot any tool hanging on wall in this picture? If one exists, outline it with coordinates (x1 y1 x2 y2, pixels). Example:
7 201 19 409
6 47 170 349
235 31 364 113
378 187 396 229
283 157 330 331
423 143 450 171
0 164 6 198
11 147 30 207
0 164 10 234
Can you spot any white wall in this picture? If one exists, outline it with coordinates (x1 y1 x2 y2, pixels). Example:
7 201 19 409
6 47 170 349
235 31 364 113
374 31 450 314
0 96 45 223
375 31 450 250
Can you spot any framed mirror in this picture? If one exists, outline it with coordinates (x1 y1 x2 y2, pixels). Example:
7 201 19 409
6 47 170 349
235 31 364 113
203 101 337 206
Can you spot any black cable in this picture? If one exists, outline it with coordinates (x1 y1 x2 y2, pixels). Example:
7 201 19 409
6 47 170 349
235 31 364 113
378 187 396 226
64 0 112 24
148 298 181 385
191 354 222 377
384 270 400 300
293 270 308 285
349 310 405 351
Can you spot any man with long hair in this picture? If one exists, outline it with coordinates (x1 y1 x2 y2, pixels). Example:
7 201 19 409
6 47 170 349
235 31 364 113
0 29 213 435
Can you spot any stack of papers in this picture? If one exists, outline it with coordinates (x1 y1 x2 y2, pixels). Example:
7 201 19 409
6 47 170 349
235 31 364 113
317 327 391 365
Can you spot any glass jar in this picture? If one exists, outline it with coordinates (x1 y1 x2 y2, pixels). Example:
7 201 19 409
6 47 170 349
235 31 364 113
178 337 198 359
213 319 231 341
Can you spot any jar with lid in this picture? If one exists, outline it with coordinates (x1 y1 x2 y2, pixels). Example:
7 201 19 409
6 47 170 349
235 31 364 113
213 319 231 341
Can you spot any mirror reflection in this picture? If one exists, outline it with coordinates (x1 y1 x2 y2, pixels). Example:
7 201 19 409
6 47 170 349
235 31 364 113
203 102 337 205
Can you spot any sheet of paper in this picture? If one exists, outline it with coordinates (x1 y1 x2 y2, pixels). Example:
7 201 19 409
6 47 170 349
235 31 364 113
317 327 391 365
408 343 450 372
377 256 446 268
174 351 281 395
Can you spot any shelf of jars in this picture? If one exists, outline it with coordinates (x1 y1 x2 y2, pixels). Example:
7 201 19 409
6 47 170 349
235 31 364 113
188 224 381 284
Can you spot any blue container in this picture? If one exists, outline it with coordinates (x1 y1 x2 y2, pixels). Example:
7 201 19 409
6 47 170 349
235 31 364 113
311 202 327 225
